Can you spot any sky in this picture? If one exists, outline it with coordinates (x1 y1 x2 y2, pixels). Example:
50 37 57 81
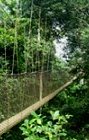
54 37 68 60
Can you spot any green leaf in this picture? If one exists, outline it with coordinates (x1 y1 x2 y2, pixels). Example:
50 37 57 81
31 112 38 118
59 132 67 137
37 119 42 125
50 111 59 120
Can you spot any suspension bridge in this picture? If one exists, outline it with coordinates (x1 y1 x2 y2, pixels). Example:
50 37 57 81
0 69 78 136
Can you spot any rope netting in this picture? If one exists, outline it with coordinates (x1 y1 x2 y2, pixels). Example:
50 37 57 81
0 70 72 124
0 0 74 135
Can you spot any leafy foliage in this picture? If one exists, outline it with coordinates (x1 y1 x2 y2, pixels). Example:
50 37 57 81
20 111 70 140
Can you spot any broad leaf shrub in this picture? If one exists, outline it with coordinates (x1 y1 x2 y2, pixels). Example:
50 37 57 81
20 111 72 140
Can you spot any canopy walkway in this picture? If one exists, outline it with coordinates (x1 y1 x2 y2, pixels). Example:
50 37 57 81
0 0 78 136
0 70 77 136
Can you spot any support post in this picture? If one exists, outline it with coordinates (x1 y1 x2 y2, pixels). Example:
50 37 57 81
39 72 43 113
39 72 43 101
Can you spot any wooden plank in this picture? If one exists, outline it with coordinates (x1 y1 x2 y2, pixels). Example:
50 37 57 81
0 76 77 136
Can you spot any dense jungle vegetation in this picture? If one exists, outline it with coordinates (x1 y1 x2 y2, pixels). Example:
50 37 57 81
0 0 89 139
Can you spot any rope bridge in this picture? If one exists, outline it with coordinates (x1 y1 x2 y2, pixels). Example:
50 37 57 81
0 70 77 135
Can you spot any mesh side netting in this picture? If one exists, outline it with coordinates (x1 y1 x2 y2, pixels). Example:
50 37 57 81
42 70 72 98
0 70 72 123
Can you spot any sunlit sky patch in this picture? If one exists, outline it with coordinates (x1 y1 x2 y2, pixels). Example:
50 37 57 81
54 37 68 60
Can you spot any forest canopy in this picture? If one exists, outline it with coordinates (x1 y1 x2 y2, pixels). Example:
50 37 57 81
1 0 89 140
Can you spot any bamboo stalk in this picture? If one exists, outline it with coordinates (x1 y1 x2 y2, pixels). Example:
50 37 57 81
30 0 34 72
37 7 41 71
12 41 15 74
15 1 19 73
4 20 7 71
25 0 33 73
38 7 41 43
12 1 19 74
